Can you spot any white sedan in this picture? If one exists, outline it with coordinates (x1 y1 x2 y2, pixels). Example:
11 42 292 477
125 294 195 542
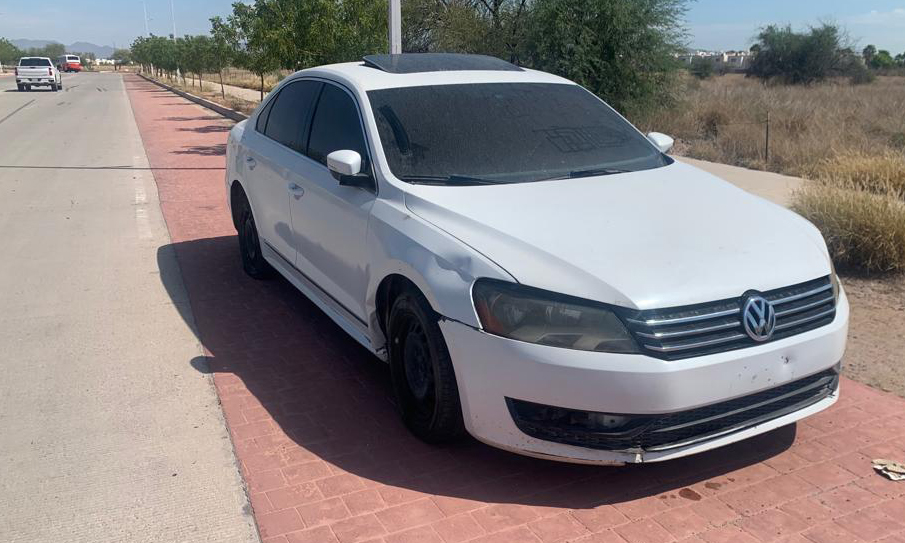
225 53 848 464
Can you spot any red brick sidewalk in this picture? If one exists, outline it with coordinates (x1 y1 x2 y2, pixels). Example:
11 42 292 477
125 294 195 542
124 75 905 543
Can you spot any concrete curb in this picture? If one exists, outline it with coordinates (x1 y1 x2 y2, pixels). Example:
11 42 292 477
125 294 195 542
138 73 249 122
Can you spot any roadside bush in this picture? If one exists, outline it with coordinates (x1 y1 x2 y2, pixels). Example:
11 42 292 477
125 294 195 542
748 24 861 85
793 183 905 273
690 57 714 79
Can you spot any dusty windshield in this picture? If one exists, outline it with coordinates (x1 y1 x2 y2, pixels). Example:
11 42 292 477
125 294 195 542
367 83 669 185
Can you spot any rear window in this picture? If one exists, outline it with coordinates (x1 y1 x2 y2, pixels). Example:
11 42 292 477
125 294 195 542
66 56 80 62
19 58 52 67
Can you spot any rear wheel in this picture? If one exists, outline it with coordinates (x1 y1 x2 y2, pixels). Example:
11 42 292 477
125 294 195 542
235 194 273 279
17 84 24 92
388 286 465 443
52 83 59 92
24 85 31 92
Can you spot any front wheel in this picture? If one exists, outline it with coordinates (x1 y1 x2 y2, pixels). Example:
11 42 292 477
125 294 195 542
388 287 466 443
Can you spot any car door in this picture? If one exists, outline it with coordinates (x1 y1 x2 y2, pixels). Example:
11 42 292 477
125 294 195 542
288 82 377 321
242 80 322 265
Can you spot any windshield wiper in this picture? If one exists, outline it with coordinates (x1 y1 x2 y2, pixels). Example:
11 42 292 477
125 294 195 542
398 175 499 186
567 167 630 179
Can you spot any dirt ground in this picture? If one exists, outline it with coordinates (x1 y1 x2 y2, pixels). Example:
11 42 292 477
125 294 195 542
841 274 905 397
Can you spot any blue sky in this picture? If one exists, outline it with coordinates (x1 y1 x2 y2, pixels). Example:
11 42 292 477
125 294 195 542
1 0 905 53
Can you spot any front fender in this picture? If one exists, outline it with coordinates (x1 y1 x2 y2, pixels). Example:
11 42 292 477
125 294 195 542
365 199 514 348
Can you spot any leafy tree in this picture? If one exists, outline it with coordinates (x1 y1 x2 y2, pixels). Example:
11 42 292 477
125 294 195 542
0 38 23 67
229 1 281 100
862 44 877 64
111 48 132 71
400 0 530 62
525 0 688 115
748 24 859 85
871 50 895 69
896 52 905 67
210 16 237 98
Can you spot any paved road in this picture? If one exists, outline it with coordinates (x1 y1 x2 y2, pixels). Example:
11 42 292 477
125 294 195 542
0 72 258 542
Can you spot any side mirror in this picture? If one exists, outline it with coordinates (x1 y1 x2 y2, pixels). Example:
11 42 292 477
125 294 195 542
647 132 674 154
327 150 362 177
326 149 373 189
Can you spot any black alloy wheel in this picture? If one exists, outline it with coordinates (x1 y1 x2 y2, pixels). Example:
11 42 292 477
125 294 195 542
388 287 465 443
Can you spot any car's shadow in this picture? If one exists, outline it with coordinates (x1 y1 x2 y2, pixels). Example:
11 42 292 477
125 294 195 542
156 235 798 508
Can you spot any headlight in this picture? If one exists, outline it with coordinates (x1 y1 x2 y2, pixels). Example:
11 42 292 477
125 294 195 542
472 279 638 353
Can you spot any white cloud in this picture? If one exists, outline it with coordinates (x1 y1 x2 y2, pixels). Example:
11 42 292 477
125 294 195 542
848 8 905 27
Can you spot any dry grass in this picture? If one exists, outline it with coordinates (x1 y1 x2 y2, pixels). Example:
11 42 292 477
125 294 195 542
638 74 905 177
150 75 259 116
201 67 288 93
793 183 905 273
806 151 905 195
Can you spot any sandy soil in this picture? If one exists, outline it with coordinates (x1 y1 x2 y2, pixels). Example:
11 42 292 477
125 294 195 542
841 274 905 397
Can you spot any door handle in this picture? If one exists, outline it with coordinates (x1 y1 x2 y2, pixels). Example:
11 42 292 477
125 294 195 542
288 182 305 199
245 156 257 170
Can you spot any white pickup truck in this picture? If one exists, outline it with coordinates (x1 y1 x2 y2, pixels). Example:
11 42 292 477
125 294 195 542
16 57 62 92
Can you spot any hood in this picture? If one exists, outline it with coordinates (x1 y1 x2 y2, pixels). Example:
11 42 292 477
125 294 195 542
403 161 830 310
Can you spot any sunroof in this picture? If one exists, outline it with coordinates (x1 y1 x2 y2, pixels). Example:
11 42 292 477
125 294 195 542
362 53 523 74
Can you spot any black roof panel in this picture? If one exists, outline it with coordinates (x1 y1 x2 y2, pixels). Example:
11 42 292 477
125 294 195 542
362 53 523 74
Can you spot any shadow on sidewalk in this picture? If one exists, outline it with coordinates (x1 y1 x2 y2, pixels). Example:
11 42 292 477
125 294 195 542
156 236 797 509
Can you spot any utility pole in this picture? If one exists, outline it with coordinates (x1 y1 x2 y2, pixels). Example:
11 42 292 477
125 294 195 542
388 0 401 54
170 0 177 39
142 1 150 36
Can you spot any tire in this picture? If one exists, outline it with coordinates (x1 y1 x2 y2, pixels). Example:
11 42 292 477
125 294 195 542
52 83 59 92
235 194 273 279
17 84 24 92
388 286 466 443
25 85 31 92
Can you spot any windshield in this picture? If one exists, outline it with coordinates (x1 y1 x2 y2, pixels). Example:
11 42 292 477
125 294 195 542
20 58 51 67
367 83 668 185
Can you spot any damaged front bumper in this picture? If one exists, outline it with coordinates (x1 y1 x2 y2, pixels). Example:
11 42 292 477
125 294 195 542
439 290 848 464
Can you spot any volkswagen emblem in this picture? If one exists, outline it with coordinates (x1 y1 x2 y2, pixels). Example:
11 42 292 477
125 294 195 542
742 295 776 341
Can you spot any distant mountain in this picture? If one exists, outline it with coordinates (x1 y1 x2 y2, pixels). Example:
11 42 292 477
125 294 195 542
10 39 114 58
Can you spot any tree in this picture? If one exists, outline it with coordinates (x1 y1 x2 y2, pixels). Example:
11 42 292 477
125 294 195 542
0 38 23 70
525 0 688 115
210 16 237 98
862 44 877 64
111 48 132 71
229 1 281 101
871 49 895 69
748 24 858 84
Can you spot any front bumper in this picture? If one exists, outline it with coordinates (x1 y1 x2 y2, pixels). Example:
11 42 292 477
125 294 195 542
441 289 848 464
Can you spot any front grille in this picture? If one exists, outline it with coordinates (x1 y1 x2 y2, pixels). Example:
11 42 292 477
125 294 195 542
507 367 839 452
620 276 836 361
